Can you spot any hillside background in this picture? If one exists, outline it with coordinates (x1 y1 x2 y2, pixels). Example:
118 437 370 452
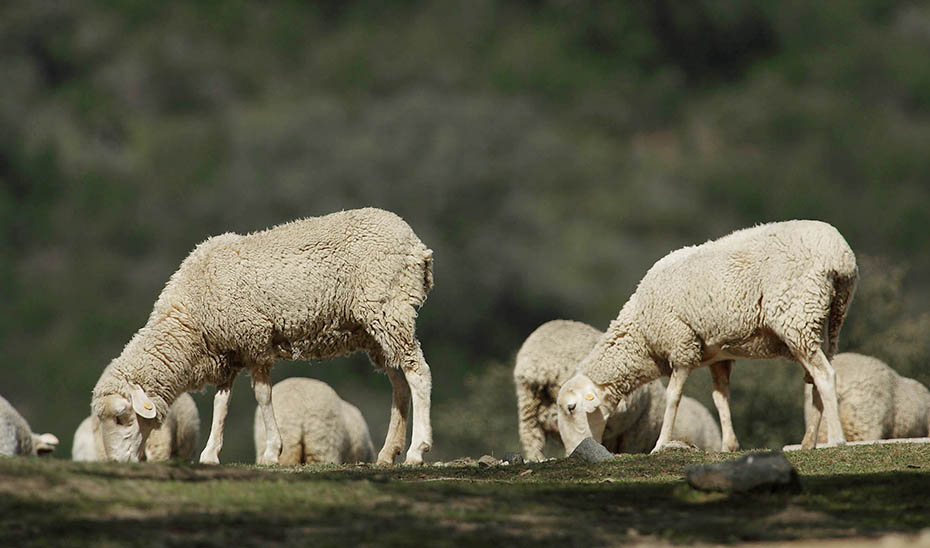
2 0 930 462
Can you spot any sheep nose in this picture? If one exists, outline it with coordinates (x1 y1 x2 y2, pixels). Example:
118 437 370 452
567 403 576 412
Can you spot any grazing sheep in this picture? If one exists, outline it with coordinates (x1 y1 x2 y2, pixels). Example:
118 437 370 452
804 352 930 442
253 377 376 465
72 392 200 462
0 395 58 456
557 220 857 455
515 320 721 461
91 208 434 465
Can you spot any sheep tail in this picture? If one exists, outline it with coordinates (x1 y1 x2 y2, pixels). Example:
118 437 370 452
420 246 434 296
826 266 858 360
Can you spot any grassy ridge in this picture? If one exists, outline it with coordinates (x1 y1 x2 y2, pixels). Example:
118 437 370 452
3 444 929 546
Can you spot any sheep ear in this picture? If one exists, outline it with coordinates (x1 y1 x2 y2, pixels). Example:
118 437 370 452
582 390 601 414
130 384 157 419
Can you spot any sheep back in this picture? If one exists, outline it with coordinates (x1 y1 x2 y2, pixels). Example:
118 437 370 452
583 220 857 389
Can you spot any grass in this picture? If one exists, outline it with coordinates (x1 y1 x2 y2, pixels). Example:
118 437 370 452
2 444 929 546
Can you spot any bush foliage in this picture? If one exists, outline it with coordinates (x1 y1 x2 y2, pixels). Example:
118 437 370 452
2 0 929 461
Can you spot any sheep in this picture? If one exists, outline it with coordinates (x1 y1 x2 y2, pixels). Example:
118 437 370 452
91 207 435 465
72 392 200 462
0 394 58 456
804 352 930 443
515 319 721 461
253 377 376 465
557 220 857 455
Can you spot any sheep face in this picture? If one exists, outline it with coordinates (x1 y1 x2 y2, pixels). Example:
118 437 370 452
557 374 607 455
94 385 158 462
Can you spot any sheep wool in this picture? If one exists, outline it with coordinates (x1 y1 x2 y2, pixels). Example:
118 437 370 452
557 220 857 455
804 352 930 442
91 208 434 466
253 377 376 465
0 395 58 457
515 320 721 460
72 393 200 462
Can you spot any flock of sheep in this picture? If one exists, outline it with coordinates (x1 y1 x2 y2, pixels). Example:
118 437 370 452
2 208 929 465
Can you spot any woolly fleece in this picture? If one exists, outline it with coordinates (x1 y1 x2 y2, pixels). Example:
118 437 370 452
91 207 434 465
805 352 930 442
515 319 721 460
253 377 375 465
0 395 57 456
559 220 857 453
72 393 200 462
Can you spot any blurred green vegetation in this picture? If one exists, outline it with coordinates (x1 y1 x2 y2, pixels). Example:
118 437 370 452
1 0 929 462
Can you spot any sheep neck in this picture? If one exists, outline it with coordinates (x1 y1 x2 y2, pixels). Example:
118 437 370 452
97 300 207 419
583 311 664 409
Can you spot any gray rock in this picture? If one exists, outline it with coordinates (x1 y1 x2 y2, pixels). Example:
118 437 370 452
478 455 500 468
502 452 524 465
569 438 615 463
685 451 802 494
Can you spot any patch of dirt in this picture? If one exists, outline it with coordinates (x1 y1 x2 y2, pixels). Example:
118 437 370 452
761 504 832 525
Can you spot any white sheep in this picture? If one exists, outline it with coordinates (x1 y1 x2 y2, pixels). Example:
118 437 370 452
91 207 434 465
514 319 721 461
0 394 58 456
72 392 200 462
557 220 858 455
804 352 930 442
253 377 376 465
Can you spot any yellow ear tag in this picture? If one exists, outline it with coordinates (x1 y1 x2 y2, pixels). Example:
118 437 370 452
143 402 153 410
585 394 594 401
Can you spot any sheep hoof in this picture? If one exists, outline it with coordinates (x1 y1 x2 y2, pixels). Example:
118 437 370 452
377 447 400 465
258 453 280 466
723 440 740 452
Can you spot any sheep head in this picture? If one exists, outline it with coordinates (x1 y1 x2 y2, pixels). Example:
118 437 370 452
557 374 608 455
31 433 59 456
92 384 158 462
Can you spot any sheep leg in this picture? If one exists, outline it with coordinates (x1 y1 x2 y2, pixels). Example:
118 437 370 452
709 360 740 452
797 349 845 447
251 367 282 465
199 372 238 464
801 382 825 449
651 367 690 454
401 344 433 465
515 380 547 462
378 366 411 465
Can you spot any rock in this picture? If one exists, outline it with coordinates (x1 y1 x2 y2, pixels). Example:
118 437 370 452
478 455 500 468
685 451 802 494
662 440 698 451
447 457 478 467
569 438 615 463
502 452 524 465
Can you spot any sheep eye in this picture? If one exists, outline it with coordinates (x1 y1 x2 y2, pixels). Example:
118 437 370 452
567 403 576 413
115 413 134 426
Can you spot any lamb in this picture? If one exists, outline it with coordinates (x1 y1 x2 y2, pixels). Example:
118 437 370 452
557 220 857 455
253 377 376 465
514 319 721 461
804 352 930 442
72 392 200 462
91 207 435 465
0 395 58 456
